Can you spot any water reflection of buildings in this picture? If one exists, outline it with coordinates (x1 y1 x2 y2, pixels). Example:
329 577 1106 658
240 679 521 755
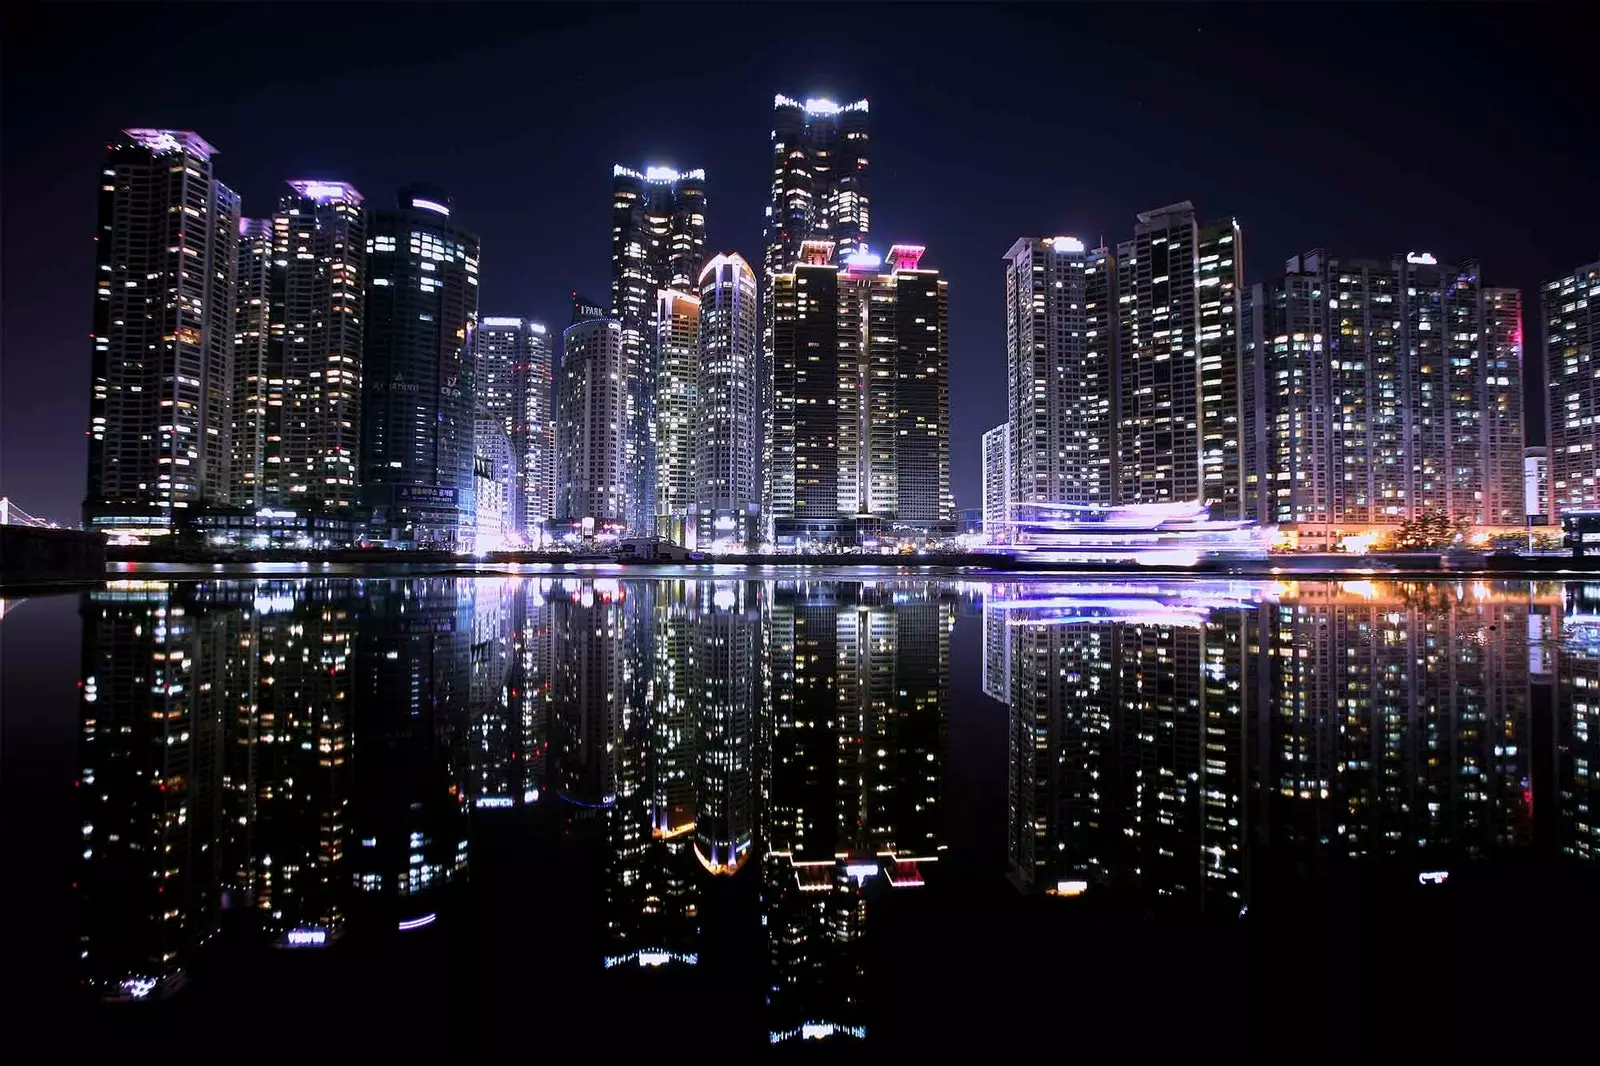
600 579 761 970
77 577 483 998
987 579 1581 908
762 582 953 1044
78 581 230 999
348 579 472 921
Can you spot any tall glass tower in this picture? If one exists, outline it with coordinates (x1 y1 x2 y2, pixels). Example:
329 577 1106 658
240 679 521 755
85 129 239 535
610 164 707 535
694 253 760 548
475 317 553 541
763 96 870 529
360 185 480 548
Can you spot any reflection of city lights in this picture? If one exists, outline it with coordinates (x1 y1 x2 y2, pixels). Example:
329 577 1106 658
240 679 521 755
397 913 437 931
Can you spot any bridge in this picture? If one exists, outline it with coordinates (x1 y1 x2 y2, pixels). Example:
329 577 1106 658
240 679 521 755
0 496 103 585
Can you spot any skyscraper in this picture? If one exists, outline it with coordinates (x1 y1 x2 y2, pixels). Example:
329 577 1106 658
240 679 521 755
982 423 1011 540
1003 237 1116 514
1245 251 1524 545
1544 260 1600 515
264 180 366 518
360 185 481 549
768 241 952 546
233 218 273 508
475 317 553 541
1114 202 1244 518
763 95 871 535
610 164 707 536
653 290 701 544
555 318 628 534
694 252 761 548
764 95 871 278
85 129 239 536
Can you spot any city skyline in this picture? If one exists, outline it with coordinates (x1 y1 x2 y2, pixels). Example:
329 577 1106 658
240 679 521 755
3 5 1596 530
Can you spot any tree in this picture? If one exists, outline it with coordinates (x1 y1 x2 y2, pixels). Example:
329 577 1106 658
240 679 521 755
1389 508 1459 551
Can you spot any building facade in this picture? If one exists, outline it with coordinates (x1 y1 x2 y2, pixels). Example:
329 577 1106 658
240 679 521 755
475 317 553 542
1545 260 1600 514
86 129 239 536
653 290 701 543
233 218 274 508
610 165 707 536
763 95 871 535
264 181 366 518
694 253 761 548
1526 446 1550 525
1245 250 1524 545
472 417 514 551
1003 237 1116 515
768 242 952 546
360 185 481 548
764 95 871 279
982 423 1011 540
556 318 629 536
1114 203 1244 518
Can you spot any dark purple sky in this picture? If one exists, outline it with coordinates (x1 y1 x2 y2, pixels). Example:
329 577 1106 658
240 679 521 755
3 3 1595 527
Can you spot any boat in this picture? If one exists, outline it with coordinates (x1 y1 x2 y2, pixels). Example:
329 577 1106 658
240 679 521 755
985 500 1274 566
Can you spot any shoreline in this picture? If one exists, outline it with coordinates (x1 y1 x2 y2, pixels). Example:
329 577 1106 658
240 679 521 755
0 548 1589 589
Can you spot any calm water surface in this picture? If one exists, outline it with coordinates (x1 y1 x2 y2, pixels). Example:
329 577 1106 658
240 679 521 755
1 575 1594 1053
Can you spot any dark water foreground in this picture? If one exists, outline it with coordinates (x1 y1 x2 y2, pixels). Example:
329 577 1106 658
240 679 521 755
1 576 1594 1055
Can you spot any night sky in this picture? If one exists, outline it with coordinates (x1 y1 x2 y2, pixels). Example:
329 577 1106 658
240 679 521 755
3 3 1595 528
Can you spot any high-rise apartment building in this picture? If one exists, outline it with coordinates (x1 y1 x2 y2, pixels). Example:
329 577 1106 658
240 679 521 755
694 253 761 548
233 218 273 508
1544 260 1600 514
475 317 553 541
555 318 628 533
768 242 952 546
1114 203 1244 518
982 423 1011 540
763 95 871 533
1245 250 1524 545
653 290 701 543
361 185 480 548
610 164 707 535
263 181 365 517
1003 237 1116 515
764 95 871 278
85 129 239 535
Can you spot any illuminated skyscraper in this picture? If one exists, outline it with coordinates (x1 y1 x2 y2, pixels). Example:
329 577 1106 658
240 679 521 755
764 95 871 279
1244 251 1524 545
610 164 707 535
474 317 553 540
763 94 871 531
1115 203 1243 518
233 218 273 508
555 318 628 533
653 290 700 543
472 417 514 551
982 423 1011 540
694 253 761 547
85 129 239 536
1544 260 1600 514
768 242 952 546
361 186 481 548
264 180 366 518
1003 237 1115 513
